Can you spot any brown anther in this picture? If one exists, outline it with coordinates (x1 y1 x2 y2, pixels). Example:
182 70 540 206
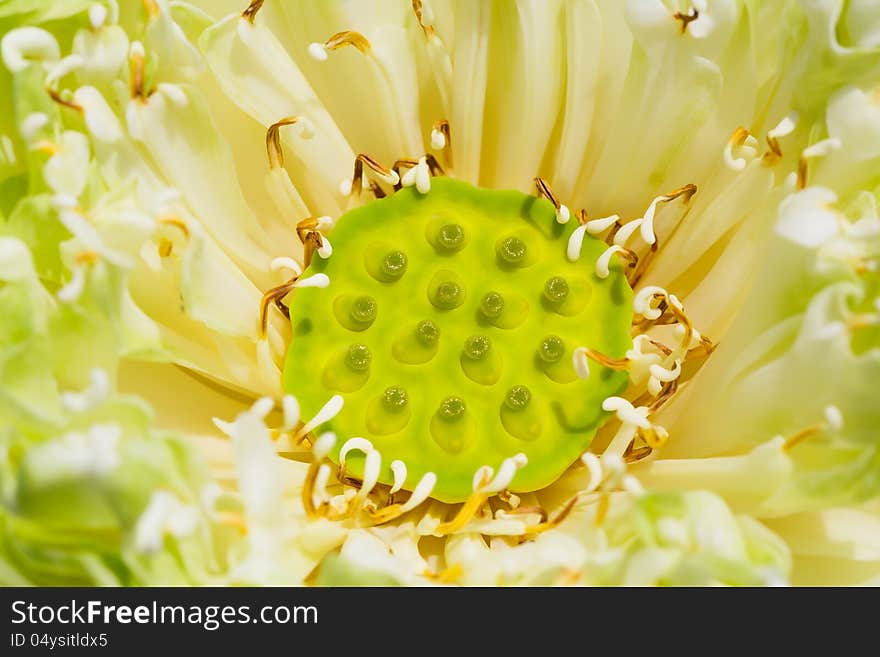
432 119 453 169
295 217 319 244
617 246 640 270
266 117 303 169
534 177 562 210
647 378 679 414
623 443 653 464
347 154 397 197
583 347 629 371
129 47 153 101
673 8 699 34
783 425 822 451
412 0 436 38
628 241 658 287
662 183 698 204
324 31 371 54
47 87 82 113
577 208 589 226
605 217 624 245
241 0 264 23
797 156 808 190
524 495 578 536
424 152 445 177
259 278 298 339
762 134 784 166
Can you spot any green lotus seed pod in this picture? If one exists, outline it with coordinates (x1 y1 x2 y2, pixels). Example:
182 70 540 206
284 178 632 502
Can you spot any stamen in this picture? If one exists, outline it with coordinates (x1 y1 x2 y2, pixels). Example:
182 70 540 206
400 156 432 194
293 273 330 289
281 395 301 431
723 126 759 171
270 256 303 278
567 224 588 261
295 395 344 442
390 460 407 494
534 177 571 224
612 218 643 246
639 184 697 246
797 138 842 190
763 113 798 165
585 214 620 235
572 347 591 379
241 0 264 24
302 432 336 519
259 279 297 338
265 117 314 169
47 87 82 113
412 0 436 37
157 217 190 240
309 30 372 61
88 4 108 30
523 495 578 536
129 41 148 100
673 8 699 34
369 470 437 525
595 245 637 279
313 463 332 509
342 154 400 197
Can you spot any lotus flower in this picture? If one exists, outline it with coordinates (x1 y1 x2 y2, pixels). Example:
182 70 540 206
1 0 878 586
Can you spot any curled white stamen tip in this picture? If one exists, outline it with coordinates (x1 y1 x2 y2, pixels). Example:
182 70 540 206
1 27 60 73
251 396 275 419
585 214 619 235
415 157 431 194
573 347 590 379
640 198 662 245
634 286 666 320
300 394 344 437
293 273 329 288
603 396 651 429
88 3 108 29
57 266 86 303
359 449 381 496
390 460 407 494
270 256 303 277
316 215 335 232
802 138 842 159
430 128 446 150
312 432 337 461
556 204 571 224
649 360 682 383
317 236 332 259
824 405 843 432
282 395 300 431
596 245 625 279
339 437 373 467
613 218 643 246
400 472 437 512
768 113 798 139
567 224 588 262
212 417 233 434
21 112 49 141
482 455 526 494
308 42 328 61
129 40 145 59
723 142 748 172
338 178 353 197
46 54 83 85
472 465 494 492
580 452 602 494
